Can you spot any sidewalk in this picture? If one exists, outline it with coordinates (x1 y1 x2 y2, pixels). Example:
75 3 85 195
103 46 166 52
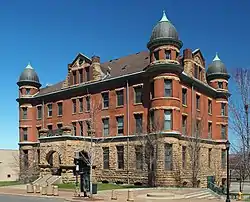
0 186 237 202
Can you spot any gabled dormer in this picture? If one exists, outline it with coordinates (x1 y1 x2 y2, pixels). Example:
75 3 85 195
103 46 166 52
62 53 106 88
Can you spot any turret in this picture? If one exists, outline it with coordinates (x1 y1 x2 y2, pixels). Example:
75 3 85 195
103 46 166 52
147 11 183 73
206 53 230 91
17 63 41 97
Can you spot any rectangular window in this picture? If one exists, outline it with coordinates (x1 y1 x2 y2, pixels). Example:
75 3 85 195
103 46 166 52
218 82 223 89
182 88 187 105
182 115 187 135
221 149 226 169
103 147 109 169
208 148 212 168
47 104 52 117
135 146 143 170
57 102 63 116
134 114 143 134
116 90 124 106
208 99 212 114
86 121 91 136
23 150 29 169
73 71 77 85
221 125 226 139
79 69 83 83
154 51 159 60
102 92 109 108
72 99 76 114
47 125 53 136
164 110 172 130
221 103 226 116
79 98 83 112
199 67 202 80
72 122 76 136
208 122 212 139
164 79 172 97
26 88 30 95
150 82 154 99
196 120 201 137
165 50 171 59
37 126 41 137
86 67 90 81
117 116 124 135
134 86 143 104
79 121 83 136
102 118 109 136
182 146 186 169
23 128 28 141
22 107 27 119
196 94 200 110
165 143 173 170
57 124 63 135
37 106 42 119
117 146 124 169
86 96 90 111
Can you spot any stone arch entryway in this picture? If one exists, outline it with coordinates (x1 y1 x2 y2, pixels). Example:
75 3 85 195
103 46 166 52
46 150 62 175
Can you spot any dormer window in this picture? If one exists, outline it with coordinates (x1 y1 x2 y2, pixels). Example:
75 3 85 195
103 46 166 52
194 65 202 80
86 67 90 81
165 50 171 60
73 71 77 85
154 51 159 60
79 69 83 83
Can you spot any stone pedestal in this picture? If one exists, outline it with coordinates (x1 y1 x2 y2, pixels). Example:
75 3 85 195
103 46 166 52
41 185 47 195
53 186 59 196
61 126 72 136
39 128 49 138
47 184 53 196
26 184 34 193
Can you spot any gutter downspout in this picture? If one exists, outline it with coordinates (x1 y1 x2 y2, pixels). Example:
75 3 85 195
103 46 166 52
126 80 130 185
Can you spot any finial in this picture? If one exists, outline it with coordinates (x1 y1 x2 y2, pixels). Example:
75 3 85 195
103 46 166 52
213 52 221 61
25 62 33 69
160 10 169 22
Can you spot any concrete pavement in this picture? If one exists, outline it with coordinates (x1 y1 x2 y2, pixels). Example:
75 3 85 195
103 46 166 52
0 194 64 202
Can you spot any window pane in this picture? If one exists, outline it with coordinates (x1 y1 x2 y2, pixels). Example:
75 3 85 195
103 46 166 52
134 87 142 104
135 146 143 170
164 80 172 97
86 96 90 111
135 114 143 133
103 147 109 169
103 118 109 136
117 90 124 106
79 98 83 112
164 110 172 130
182 88 187 105
117 146 124 169
102 92 109 108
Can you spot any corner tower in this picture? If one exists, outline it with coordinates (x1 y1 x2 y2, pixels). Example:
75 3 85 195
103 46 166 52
147 11 183 135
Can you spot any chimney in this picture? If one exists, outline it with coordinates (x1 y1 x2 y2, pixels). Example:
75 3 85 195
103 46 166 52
91 55 103 80
183 49 193 76
183 49 192 59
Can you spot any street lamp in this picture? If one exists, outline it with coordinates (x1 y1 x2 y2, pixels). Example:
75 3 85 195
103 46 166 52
226 140 231 202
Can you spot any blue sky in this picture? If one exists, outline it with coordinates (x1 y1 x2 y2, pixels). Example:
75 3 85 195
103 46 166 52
0 0 249 149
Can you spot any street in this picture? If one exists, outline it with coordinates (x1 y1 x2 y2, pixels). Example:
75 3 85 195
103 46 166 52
0 194 64 202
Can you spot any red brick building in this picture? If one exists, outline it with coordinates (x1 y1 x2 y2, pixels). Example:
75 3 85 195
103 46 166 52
17 11 230 187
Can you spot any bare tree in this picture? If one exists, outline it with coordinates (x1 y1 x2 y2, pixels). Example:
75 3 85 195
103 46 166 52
12 150 39 183
229 68 250 192
76 95 115 197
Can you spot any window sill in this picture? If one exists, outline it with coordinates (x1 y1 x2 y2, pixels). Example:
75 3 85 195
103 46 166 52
102 107 109 110
217 115 228 118
78 111 83 114
134 103 142 106
196 109 200 112
72 113 76 115
37 118 42 121
47 116 52 119
208 113 212 116
20 119 32 121
182 104 187 108
116 105 124 109
57 115 63 117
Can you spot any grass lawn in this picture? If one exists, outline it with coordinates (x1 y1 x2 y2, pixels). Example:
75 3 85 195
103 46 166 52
0 181 22 187
57 183 148 191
